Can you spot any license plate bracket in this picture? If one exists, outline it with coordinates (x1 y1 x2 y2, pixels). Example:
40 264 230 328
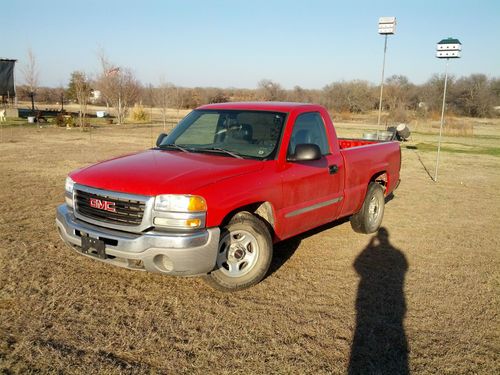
81 234 106 259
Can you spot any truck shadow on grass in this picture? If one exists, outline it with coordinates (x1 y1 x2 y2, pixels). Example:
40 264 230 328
267 217 350 277
348 227 409 375
266 195 395 276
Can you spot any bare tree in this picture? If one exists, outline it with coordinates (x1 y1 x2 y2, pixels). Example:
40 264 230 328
491 78 500 102
384 75 414 111
322 80 376 113
197 87 229 105
289 85 308 103
420 74 457 113
68 71 91 128
171 86 185 114
96 54 140 124
21 48 39 111
257 79 285 101
154 78 172 130
454 74 495 117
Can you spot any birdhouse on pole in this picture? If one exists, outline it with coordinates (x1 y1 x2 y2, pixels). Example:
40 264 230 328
436 38 462 58
378 17 396 34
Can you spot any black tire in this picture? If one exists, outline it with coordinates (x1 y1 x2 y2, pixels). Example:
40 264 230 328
203 211 273 292
350 182 385 234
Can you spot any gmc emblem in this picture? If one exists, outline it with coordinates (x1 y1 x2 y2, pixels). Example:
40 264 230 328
89 198 116 213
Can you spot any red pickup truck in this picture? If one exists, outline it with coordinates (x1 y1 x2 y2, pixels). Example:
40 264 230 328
56 102 401 291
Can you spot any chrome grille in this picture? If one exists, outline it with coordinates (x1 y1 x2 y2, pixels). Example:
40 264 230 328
75 189 146 226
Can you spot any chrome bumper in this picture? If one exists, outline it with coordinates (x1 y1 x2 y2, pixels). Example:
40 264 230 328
56 204 220 276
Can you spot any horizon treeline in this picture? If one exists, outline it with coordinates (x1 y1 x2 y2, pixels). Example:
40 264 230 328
14 73 500 119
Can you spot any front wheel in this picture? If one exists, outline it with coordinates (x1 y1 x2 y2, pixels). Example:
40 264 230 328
203 211 272 292
350 182 385 234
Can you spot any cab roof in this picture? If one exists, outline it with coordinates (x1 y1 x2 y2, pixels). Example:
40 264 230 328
197 102 324 113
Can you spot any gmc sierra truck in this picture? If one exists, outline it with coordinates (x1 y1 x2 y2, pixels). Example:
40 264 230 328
56 102 401 291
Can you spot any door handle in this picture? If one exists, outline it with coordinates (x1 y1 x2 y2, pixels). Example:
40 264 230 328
328 164 338 175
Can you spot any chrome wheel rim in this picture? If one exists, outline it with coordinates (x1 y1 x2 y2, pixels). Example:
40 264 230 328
217 229 259 277
367 195 382 226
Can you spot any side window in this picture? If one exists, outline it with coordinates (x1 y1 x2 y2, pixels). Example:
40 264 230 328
288 112 330 156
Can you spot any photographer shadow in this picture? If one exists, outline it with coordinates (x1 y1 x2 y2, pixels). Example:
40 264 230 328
348 227 409 375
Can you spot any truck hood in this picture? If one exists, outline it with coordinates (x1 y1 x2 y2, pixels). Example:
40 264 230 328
70 149 264 196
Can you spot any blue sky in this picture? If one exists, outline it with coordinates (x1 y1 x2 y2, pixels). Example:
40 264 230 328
3 0 499 89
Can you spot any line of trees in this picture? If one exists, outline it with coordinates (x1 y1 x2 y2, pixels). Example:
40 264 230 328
15 73 500 120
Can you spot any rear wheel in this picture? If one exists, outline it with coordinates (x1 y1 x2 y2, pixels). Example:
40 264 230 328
203 211 272 292
350 182 385 234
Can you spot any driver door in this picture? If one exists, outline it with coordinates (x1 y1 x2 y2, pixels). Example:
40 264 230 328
280 112 344 238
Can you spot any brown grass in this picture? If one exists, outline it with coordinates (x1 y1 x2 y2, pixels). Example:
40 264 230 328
336 110 354 122
440 117 474 136
0 119 499 374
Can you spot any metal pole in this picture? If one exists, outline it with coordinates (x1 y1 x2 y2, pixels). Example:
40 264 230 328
377 34 388 129
434 58 449 182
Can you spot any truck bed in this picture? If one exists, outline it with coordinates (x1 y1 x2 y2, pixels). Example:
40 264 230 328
338 138 383 149
337 139 401 218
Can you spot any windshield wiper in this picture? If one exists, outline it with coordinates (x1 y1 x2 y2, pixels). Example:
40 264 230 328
158 143 189 153
196 147 243 159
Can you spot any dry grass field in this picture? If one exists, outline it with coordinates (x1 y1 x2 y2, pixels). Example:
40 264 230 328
0 114 499 374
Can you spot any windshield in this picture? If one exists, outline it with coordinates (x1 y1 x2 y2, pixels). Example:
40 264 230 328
159 110 287 160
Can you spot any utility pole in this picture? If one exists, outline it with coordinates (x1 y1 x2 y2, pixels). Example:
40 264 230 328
377 16 396 130
434 37 462 182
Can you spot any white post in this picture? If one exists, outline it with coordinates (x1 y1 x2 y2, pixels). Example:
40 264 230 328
434 58 449 182
377 34 388 130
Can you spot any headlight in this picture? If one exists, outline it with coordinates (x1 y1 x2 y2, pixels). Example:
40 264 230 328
154 194 207 212
153 194 207 230
65 177 75 208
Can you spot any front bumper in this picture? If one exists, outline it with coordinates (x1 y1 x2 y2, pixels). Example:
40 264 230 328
56 204 220 276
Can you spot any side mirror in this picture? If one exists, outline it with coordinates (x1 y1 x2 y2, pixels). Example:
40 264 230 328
288 144 322 162
156 133 168 147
